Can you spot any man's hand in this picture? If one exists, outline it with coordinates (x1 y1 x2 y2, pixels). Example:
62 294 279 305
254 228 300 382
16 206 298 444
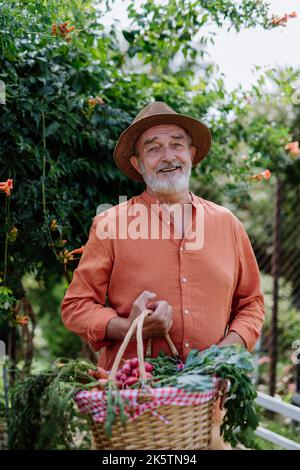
106 290 173 341
141 300 173 339
128 291 173 340
217 331 246 348
127 290 157 324
106 290 156 341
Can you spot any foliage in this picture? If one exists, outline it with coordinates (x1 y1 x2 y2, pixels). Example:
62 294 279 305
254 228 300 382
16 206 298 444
1 0 300 448
8 357 98 449
0 0 284 298
7 345 258 449
23 275 82 359
260 273 300 358
252 408 300 450
125 0 272 73
148 344 258 448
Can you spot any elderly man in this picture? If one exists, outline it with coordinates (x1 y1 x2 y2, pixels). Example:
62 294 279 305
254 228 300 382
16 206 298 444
61 101 265 449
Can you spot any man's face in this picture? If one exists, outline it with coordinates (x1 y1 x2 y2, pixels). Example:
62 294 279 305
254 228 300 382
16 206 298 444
130 124 196 194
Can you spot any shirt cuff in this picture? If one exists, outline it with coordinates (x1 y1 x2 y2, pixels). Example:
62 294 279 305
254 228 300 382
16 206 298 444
228 322 260 352
87 307 118 351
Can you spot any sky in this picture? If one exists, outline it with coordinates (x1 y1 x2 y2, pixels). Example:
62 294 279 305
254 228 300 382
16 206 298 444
206 0 300 90
101 0 300 91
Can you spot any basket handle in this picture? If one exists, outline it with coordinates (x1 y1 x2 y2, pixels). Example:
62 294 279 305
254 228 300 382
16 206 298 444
108 309 179 382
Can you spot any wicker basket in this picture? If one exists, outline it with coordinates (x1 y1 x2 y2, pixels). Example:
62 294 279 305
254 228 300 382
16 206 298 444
79 309 225 450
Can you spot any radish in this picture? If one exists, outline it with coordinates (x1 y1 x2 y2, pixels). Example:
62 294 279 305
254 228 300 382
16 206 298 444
124 377 138 387
130 358 139 368
116 370 122 380
144 362 154 373
121 364 132 376
120 373 128 383
131 368 140 378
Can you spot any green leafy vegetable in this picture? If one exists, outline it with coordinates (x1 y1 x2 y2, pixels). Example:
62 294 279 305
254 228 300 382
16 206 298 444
8 345 259 449
8 358 99 449
147 344 258 448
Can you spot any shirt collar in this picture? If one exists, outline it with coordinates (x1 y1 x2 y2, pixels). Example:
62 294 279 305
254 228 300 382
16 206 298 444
139 189 202 208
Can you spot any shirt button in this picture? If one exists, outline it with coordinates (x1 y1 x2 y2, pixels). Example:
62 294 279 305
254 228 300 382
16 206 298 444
167 220 170 224
182 277 187 283
184 309 189 315
184 342 190 348
180 246 184 251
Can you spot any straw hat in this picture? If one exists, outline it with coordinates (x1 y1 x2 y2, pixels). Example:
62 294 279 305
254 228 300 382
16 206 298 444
113 101 212 182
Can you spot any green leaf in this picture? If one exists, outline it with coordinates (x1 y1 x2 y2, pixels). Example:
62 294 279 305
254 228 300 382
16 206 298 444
44 121 60 138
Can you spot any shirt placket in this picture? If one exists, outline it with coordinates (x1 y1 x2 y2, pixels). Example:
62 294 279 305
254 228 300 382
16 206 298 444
158 200 196 357
179 239 191 355
178 203 197 356
139 191 198 359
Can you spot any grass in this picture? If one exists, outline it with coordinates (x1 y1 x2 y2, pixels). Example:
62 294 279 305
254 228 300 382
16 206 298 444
251 407 300 450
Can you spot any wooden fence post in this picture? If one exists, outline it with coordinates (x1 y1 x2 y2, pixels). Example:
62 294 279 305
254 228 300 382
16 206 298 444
269 178 283 396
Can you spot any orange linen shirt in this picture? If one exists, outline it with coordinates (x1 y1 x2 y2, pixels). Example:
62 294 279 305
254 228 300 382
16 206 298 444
61 190 265 370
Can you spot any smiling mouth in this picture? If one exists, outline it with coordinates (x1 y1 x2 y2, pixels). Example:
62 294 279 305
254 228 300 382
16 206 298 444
158 166 182 174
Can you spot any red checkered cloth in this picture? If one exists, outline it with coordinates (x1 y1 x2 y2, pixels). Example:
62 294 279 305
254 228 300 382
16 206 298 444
74 378 220 424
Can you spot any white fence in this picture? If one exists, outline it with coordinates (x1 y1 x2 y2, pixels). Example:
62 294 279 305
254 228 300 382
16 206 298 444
255 392 300 450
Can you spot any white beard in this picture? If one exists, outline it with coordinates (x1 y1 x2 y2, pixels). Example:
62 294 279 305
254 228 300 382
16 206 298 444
139 160 192 194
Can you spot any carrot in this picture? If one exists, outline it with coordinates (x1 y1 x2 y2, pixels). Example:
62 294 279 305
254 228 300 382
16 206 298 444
94 367 109 379
97 379 109 389
87 368 97 378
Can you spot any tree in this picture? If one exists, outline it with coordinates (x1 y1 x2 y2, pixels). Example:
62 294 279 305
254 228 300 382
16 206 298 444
0 0 291 371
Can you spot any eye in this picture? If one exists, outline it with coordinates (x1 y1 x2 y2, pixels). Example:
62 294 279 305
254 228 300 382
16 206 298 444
173 143 182 147
149 146 159 152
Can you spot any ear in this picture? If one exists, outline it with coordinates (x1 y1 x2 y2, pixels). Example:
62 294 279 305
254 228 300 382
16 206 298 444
130 155 143 176
190 145 196 163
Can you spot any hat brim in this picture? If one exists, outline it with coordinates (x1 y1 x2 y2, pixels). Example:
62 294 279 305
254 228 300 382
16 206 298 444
113 113 212 182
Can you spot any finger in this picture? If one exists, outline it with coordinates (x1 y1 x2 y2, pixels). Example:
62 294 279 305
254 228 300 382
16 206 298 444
146 301 158 310
151 300 168 314
138 291 157 306
143 314 157 326
146 308 161 321
132 291 156 311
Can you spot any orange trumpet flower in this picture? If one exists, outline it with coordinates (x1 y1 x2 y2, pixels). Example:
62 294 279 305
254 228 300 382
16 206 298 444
285 141 300 157
250 169 272 181
58 245 85 265
16 315 29 326
68 246 85 257
0 179 13 196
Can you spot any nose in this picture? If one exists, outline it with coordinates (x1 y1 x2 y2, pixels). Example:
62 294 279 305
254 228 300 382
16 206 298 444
161 146 177 163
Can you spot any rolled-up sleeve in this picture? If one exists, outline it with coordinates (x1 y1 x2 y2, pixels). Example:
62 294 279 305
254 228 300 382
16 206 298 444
61 215 117 351
228 216 265 352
